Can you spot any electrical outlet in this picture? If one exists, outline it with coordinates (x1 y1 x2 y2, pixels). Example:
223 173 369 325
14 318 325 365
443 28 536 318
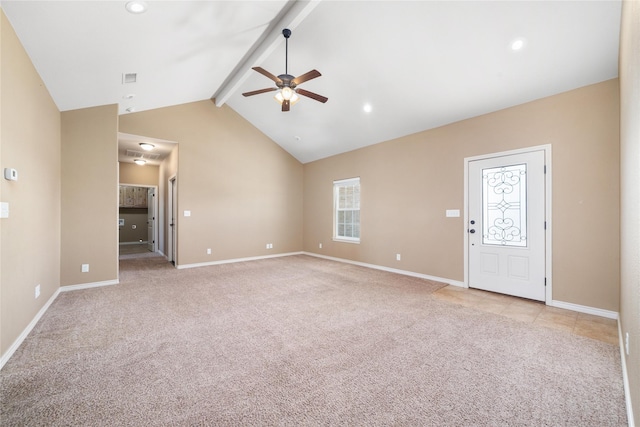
396 253 401 261
625 332 630 356
81 264 89 273
35 284 40 299
207 248 211 255
319 243 323 249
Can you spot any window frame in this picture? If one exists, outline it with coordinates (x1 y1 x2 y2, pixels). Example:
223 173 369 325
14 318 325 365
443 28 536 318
333 177 361 244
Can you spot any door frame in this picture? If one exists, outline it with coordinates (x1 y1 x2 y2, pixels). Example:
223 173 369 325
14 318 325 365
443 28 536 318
463 144 552 303
147 187 156 252
119 183 159 254
167 175 177 265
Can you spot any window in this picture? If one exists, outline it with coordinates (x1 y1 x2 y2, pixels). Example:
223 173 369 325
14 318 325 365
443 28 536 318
334 178 360 242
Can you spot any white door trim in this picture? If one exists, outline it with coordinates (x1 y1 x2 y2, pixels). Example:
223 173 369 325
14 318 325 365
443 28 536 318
167 175 178 265
119 183 159 254
464 144 552 303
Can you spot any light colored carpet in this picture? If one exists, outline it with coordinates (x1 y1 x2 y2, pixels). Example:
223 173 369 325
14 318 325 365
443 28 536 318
0 255 627 426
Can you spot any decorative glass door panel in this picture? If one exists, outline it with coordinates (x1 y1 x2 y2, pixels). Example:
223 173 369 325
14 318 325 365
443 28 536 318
482 164 527 247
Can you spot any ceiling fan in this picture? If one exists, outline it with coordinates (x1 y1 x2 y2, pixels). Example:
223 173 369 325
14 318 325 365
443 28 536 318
242 28 328 112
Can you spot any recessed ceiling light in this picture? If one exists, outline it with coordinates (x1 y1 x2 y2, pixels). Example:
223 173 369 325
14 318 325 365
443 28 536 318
294 136 302 142
123 94 135 100
363 103 373 113
511 38 526 51
134 159 146 166
125 1 147 14
125 107 135 113
139 143 155 151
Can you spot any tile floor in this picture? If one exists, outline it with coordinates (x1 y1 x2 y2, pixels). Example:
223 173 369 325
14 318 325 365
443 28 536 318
432 285 619 345
119 243 152 256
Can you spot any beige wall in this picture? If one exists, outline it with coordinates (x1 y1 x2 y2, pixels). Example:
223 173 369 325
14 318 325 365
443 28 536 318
119 101 303 265
119 162 159 186
61 105 118 286
0 10 61 356
619 0 639 423
304 79 620 312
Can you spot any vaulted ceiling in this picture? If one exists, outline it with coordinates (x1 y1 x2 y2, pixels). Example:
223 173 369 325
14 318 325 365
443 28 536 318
1 1 621 163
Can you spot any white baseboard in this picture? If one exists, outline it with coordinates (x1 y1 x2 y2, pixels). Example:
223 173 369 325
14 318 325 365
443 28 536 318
59 279 119 292
119 241 148 246
549 300 618 320
177 251 304 270
619 320 636 427
303 252 464 287
0 288 61 370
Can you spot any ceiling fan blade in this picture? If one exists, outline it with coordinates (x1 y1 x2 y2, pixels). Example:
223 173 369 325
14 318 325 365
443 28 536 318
252 67 282 84
242 87 277 97
292 69 321 86
296 88 328 103
282 99 290 112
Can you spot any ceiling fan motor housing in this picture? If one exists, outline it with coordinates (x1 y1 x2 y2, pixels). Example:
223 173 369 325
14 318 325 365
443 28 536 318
277 74 295 88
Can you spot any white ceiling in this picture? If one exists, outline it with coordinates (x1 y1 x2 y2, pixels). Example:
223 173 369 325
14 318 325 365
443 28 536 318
2 1 621 164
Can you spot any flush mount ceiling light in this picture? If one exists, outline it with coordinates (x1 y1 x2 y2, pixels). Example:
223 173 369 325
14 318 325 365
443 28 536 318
139 143 155 151
125 1 147 14
134 159 146 166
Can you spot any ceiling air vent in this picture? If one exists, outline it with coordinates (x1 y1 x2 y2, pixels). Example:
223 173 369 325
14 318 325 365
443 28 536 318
125 150 161 161
122 73 137 84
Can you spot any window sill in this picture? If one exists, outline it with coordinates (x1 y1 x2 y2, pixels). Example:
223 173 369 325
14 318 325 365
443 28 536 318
333 238 360 244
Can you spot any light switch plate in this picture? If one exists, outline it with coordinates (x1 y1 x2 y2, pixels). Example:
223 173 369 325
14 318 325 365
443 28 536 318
0 202 8 218
446 209 460 218
184 210 191 217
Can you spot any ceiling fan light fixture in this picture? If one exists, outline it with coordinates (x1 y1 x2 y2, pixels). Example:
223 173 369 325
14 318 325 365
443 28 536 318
134 159 146 166
274 90 299 105
243 28 327 112
139 143 155 151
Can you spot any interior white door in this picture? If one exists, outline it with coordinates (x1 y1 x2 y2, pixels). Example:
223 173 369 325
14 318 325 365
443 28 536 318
468 150 546 301
147 187 155 252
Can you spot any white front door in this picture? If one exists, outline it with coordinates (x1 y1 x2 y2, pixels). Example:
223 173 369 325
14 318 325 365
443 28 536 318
468 150 546 301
